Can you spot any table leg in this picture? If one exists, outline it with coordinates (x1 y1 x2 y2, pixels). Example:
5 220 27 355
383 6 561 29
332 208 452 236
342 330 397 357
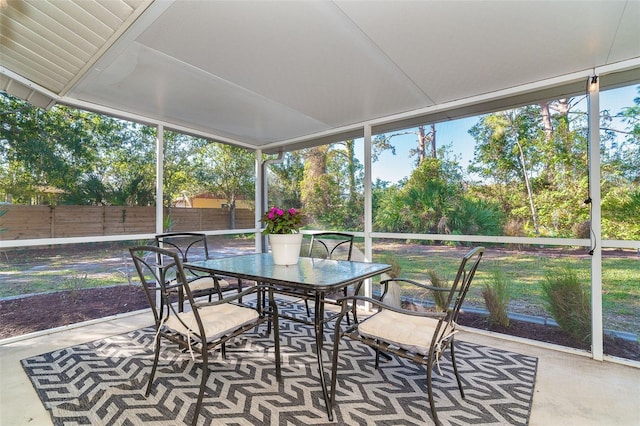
178 287 185 313
314 291 333 421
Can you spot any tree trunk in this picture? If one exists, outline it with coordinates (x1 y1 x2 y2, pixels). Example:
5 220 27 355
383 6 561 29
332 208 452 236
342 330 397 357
346 140 357 205
301 146 330 221
229 203 236 229
417 126 427 163
429 123 436 158
515 138 540 237
540 101 553 141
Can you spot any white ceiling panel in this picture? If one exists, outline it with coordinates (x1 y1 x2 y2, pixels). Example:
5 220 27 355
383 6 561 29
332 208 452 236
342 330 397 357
337 1 631 104
75 41 329 144
608 0 640 63
134 1 429 130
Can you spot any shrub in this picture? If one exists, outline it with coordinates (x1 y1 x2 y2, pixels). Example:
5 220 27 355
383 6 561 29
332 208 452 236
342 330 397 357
571 221 591 239
541 267 591 344
482 270 511 327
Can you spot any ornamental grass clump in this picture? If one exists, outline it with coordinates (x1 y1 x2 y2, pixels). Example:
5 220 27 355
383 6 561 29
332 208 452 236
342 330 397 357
427 269 449 312
482 269 511 327
261 206 303 235
541 267 591 344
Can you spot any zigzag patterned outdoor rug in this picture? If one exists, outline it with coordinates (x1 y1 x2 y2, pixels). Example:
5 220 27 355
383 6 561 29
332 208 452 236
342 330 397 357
22 303 537 425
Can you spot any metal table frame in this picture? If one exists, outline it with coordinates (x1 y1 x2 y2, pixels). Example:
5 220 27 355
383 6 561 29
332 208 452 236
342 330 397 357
186 253 391 421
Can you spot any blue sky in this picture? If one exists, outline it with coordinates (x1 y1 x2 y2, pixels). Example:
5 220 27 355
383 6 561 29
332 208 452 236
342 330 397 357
364 84 638 184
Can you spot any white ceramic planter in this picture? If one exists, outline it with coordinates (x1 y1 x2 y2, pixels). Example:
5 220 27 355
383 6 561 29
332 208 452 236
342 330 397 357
268 233 303 265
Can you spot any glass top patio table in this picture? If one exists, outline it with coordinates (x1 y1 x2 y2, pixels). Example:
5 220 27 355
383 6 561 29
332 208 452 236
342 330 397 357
185 252 391 291
185 252 391 421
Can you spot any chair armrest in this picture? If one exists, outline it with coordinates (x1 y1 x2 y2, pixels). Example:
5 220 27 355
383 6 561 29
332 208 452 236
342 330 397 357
381 277 454 293
335 295 446 319
194 284 271 308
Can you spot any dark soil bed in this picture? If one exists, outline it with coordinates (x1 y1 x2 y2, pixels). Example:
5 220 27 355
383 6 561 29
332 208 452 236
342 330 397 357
457 311 640 361
0 285 148 339
1 285 638 361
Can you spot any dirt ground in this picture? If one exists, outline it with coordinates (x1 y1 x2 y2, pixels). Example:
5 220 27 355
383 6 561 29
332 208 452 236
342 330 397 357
1 284 638 361
0 285 148 338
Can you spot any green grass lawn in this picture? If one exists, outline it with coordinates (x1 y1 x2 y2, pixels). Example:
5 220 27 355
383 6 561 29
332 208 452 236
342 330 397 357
372 245 640 337
2 241 639 337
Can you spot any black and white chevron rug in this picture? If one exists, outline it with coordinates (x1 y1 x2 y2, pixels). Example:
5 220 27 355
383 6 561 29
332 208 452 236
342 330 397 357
22 303 537 425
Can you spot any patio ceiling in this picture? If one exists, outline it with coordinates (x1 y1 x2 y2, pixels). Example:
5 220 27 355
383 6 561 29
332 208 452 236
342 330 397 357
1 0 639 153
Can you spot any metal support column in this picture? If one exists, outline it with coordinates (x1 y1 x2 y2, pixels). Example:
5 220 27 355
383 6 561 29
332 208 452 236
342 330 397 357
588 75 604 360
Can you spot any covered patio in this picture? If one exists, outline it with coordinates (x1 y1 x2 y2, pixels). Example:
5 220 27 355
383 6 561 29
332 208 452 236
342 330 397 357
1 0 640 424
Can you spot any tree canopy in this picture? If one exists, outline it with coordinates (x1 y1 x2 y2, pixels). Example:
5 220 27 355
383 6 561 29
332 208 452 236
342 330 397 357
2 84 638 240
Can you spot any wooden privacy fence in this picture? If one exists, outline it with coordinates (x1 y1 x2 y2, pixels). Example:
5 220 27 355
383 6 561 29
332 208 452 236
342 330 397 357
0 205 255 240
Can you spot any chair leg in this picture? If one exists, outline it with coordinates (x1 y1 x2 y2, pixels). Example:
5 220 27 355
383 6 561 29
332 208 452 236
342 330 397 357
450 340 465 399
304 298 311 316
271 301 282 382
192 347 209 426
145 335 162 397
343 287 351 325
329 312 345 415
426 354 441 426
260 286 273 337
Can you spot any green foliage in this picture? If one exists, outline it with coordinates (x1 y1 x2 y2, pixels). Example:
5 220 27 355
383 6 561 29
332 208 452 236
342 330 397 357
466 91 640 240
3 83 639 242
448 197 504 237
1 92 157 206
163 214 173 233
541 267 591 344
482 269 511 327
196 143 255 227
260 206 303 235
299 145 349 229
602 187 640 240
373 185 412 232
268 152 305 209
162 131 206 207
374 155 504 237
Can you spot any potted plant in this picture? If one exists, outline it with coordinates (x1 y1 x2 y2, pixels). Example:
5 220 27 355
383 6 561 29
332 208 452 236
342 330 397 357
261 206 304 265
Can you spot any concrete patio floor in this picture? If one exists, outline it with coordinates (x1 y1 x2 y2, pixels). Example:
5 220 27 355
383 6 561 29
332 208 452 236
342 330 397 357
1 308 639 426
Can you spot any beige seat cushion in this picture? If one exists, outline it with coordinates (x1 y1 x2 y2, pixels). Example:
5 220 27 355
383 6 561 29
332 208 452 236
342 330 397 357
188 276 229 292
164 303 258 342
358 310 452 355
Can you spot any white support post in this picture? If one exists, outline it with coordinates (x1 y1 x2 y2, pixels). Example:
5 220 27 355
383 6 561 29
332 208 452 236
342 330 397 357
155 125 164 235
363 124 373 308
155 125 164 308
255 149 263 253
588 76 604 361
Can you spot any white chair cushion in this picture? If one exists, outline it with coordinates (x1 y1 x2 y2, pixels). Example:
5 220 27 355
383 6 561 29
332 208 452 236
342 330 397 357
188 276 229 292
358 310 451 355
164 303 259 342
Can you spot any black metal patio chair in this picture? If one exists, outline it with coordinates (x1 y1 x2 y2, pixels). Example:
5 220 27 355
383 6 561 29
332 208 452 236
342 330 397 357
155 232 241 309
329 246 484 425
276 232 356 321
129 245 281 426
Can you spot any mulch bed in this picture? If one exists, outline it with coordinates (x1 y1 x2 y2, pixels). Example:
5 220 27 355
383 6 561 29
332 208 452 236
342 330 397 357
457 311 640 361
0 286 148 339
1 285 638 361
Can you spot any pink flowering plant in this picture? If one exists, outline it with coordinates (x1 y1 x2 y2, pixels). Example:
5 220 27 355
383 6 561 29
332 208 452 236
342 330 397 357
261 206 303 235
